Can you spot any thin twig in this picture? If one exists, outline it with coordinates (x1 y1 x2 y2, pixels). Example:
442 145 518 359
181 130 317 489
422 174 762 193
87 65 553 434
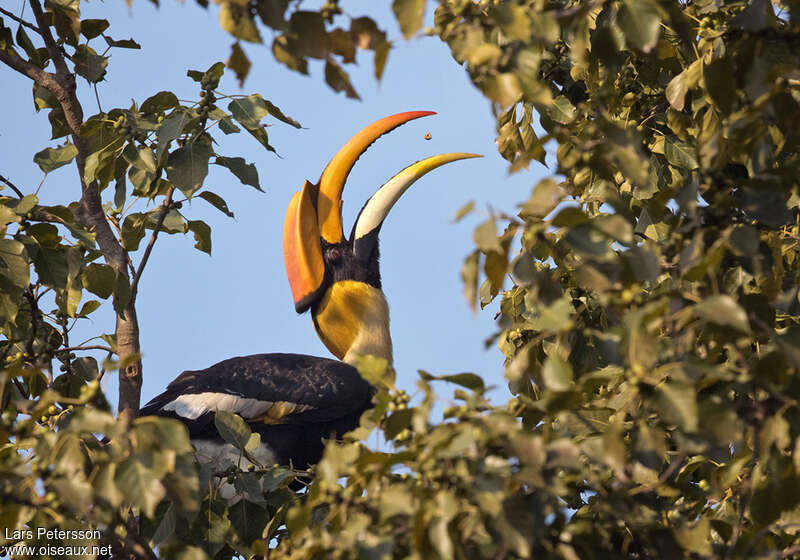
0 174 25 198
12 377 29 399
58 344 115 354
130 187 175 301
93 83 103 112
0 5 40 33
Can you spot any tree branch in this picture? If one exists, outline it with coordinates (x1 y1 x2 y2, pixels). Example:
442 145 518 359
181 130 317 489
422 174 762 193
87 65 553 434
0 5 40 34
0 48 57 86
130 187 175 302
0 174 25 198
27 0 69 78
59 344 115 354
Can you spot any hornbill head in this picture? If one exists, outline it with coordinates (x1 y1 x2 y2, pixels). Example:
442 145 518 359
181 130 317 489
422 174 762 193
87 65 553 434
283 111 480 365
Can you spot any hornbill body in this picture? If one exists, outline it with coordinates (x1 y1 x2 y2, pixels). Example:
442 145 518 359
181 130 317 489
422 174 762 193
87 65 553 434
141 111 479 473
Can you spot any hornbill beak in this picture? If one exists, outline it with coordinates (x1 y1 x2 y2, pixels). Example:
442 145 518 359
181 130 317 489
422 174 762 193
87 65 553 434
283 111 481 313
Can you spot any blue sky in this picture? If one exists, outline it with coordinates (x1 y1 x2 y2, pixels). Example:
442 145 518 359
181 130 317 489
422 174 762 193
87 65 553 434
1 1 548 407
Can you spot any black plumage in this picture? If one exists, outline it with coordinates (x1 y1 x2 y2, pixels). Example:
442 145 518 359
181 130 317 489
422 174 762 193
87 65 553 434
140 353 374 468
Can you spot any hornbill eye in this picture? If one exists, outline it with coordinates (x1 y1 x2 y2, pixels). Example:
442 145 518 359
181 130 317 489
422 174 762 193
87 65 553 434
326 247 342 262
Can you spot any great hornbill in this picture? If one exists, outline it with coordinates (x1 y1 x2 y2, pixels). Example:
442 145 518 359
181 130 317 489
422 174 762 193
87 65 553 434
140 111 479 472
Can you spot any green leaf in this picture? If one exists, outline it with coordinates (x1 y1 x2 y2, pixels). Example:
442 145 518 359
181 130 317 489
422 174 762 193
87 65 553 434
0 205 20 227
527 295 574 332
51 0 80 45
16 25 41 65
665 59 701 111
214 410 252 450
674 518 712 555
48 107 70 139
80 18 109 39
197 191 234 218
663 136 699 170
288 11 329 59
272 35 309 75
157 110 191 160
15 194 38 216
392 0 426 39
122 143 157 174
50 478 93 514
115 456 166 518
77 299 101 318
33 142 78 173
520 178 563 218
263 99 301 129
214 156 261 191
218 116 241 135
325 58 361 100
121 213 147 252
654 380 698 432
693 295 750 332
227 41 251 87
228 95 268 129
113 270 131 315
186 69 205 83
461 250 479 311
453 200 474 222
33 83 58 111
594 214 633 244
245 125 277 154
484 73 522 107
385 409 414 439
542 355 573 391
103 35 141 49
141 91 179 114
374 42 391 81
156 208 187 234
73 44 108 82
219 2 262 43
491 4 532 42
356 355 394 388
0 239 30 289
329 27 356 63
546 96 576 124
167 143 214 197
617 0 661 53
419 371 485 390
187 220 212 255
473 219 501 252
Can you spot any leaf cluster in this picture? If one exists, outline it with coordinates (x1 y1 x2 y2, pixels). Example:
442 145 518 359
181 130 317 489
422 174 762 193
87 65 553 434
189 0 394 96
2 5 303 556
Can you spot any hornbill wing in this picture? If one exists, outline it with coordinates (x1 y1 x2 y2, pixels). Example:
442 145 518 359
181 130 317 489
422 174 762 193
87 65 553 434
140 353 373 439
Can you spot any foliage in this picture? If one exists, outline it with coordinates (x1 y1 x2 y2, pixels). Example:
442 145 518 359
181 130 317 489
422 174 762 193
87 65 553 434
272 0 800 558
2 0 800 558
179 0 394 97
0 1 299 556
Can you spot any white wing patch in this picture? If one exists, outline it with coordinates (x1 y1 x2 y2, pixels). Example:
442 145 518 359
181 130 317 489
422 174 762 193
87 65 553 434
162 392 314 421
163 392 274 420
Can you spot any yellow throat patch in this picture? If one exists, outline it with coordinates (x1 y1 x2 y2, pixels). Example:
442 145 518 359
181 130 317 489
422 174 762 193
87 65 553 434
313 280 391 363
